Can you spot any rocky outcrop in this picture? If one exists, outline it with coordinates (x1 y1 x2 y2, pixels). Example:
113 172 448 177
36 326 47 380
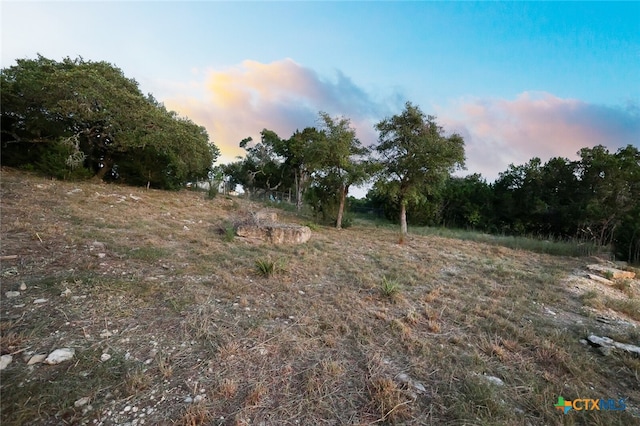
586 264 636 280
236 224 311 244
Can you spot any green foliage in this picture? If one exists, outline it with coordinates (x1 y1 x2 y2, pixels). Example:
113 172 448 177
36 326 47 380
1 55 218 187
373 102 466 234
380 276 401 299
223 224 235 242
254 257 285 278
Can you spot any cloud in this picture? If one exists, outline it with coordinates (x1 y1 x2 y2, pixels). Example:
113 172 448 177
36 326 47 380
439 92 640 181
161 59 397 164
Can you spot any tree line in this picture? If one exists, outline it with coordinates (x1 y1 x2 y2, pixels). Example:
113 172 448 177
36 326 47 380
2 55 637 262
363 144 639 263
1 55 219 189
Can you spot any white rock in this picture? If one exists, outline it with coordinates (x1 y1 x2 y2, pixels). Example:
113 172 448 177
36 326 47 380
194 395 205 403
184 397 193 403
129 195 142 201
27 354 47 365
0 355 12 370
74 397 90 407
479 374 504 386
33 298 48 304
100 353 112 362
19 283 27 291
5 291 20 298
45 348 75 364
60 288 72 297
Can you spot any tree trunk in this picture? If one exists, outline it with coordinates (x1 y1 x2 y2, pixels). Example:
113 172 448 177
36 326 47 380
400 200 408 235
336 184 348 229
92 158 113 182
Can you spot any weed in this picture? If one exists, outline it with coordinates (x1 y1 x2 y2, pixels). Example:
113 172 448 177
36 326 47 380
604 270 615 280
613 279 634 297
255 257 285 278
217 378 238 399
304 221 320 231
368 377 411 422
125 365 151 395
605 298 640 321
178 402 211 426
380 276 401 299
223 224 235 242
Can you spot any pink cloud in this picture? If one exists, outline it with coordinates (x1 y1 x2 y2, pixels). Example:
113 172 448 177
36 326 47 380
162 59 388 164
440 92 639 181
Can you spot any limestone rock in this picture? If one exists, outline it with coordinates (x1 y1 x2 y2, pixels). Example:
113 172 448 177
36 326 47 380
27 354 47 365
587 274 613 285
254 210 278 223
587 335 640 357
0 355 12 370
586 264 635 280
45 348 75 364
236 224 311 244
5 291 20 298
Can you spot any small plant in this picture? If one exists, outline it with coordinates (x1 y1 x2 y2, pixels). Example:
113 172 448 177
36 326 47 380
613 279 633 296
304 222 320 232
604 270 614 280
255 257 285 278
206 185 218 200
380 276 401 298
223 225 235 242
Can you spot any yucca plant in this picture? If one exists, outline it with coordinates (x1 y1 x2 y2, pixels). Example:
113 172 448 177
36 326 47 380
255 258 280 278
380 276 401 299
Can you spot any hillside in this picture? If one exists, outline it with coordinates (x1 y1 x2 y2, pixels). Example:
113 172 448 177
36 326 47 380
1 168 639 425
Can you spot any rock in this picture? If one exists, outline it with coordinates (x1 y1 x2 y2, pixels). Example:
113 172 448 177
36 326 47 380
254 211 278 223
74 397 90 407
587 274 613 285
97 253 106 259
60 288 72 297
129 194 142 201
476 374 504 386
587 335 640 357
100 353 112 362
236 224 311 244
66 188 82 195
5 291 20 298
0 355 12 370
184 396 193 403
27 354 47 365
33 298 48 304
44 348 75 364
90 241 106 251
586 264 635 280
19 283 27 291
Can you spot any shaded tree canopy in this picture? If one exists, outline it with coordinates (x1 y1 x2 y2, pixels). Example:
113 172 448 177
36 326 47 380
373 101 466 235
1 55 219 188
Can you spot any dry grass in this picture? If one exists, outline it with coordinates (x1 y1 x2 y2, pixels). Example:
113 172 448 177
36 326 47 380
1 168 639 425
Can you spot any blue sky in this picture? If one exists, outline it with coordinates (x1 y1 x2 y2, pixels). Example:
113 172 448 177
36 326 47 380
2 1 639 185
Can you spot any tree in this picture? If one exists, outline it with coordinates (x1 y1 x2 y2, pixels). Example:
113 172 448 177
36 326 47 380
373 102 465 236
313 112 370 229
1 55 218 188
279 127 325 211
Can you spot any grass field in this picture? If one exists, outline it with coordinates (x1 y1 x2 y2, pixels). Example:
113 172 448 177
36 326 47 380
1 168 639 425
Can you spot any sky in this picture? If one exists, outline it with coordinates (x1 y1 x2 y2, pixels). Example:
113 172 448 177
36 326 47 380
2 1 639 192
